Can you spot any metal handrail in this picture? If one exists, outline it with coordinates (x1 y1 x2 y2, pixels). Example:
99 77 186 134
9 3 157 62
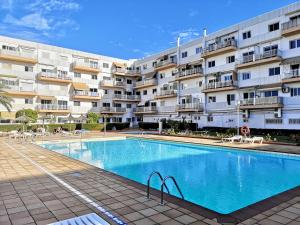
147 171 170 199
160 176 184 205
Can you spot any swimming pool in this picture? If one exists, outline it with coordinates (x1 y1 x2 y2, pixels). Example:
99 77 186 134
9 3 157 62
40 138 300 214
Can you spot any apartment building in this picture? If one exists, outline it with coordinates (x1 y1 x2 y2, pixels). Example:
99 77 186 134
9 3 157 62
1 2 300 130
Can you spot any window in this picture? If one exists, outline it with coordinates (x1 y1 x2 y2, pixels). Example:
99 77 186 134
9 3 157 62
126 104 132 109
2 45 16 51
242 31 251 39
92 102 97 107
74 101 80 106
103 102 110 107
289 119 300 124
265 118 282 124
269 67 280 76
208 96 216 103
196 47 202 54
127 79 132 84
243 92 254 99
224 75 232 81
208 61 215 68
227 94 235 105
103 63 109 68
160 73 165 79
207 115 213 122
291 87 300 97
143 90 147 95
104 90 108 94
242 72 251 80
226 55 235 64
143 64 147 70
264 90 278 97
25 66 33 72
74 72 81 78
25 98 33 104
268 22 279 32
290 39 300 49
181 51 188 58
91 75 97 80
152 88 157 94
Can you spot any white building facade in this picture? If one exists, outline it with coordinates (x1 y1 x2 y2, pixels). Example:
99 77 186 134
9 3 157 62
1 2 300 130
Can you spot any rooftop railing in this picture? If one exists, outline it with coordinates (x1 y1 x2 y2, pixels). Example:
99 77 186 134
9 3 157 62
282 18 300 31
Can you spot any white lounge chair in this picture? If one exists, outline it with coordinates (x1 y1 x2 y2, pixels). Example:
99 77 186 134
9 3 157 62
243 136 264 144
222 135 243 143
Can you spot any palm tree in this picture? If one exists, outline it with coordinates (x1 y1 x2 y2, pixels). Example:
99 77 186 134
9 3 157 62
0 83 12 112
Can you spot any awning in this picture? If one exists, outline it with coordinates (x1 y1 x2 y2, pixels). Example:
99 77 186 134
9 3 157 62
72 82 89 90
144 71 157 78
38 95 56 100
281 56 300 65
113 62 127 68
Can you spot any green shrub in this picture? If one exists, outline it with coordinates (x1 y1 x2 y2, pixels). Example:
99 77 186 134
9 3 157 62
0 124 24 131
87 112 99 124
46 124 76 132
106 123 130 130
82 123 104 131
138 122 158 130
16 109 38 122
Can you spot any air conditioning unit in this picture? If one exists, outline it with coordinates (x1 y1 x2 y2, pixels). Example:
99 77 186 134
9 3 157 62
282 87 290 93
274 108 282 118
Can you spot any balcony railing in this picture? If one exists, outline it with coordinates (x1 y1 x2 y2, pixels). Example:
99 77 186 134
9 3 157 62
125 69 141 76
176 67 203 79
0 49 37 61
100 107 126 113
36 104 70 111
113 94 141 101
283 69 300 79
73 61 100 71
154 58 177 69
176 103 203 111
241 49 281 64
204 39 237 54
156 89 177 97
282 19 300 32
112 67 127 74
38 71 72 81
134 106 157 113
5 85 35 93
136 79 158 87
240 97 283 106
203 80 238 91
100 80 125 87
73 91 100 97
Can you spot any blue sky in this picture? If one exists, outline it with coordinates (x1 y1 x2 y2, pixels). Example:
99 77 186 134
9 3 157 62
0 0 299 59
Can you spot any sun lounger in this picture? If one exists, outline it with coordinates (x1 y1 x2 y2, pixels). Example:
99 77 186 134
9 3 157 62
243 136 264 144
222 135 243 143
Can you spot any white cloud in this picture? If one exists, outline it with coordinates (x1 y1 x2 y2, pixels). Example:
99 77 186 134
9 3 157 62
0 0 14 11
171 28 201 44
28 0 80 12
188 9 199 17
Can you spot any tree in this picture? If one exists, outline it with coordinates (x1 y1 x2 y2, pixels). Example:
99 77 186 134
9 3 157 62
87 112 99 124
16 109 38 122
0 83 12 112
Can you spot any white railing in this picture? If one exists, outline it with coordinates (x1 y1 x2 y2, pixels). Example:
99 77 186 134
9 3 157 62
206 102 237 111
0 49 37 60
204 39 237 53
5 85 35 93
283 69 300 79
125 69 141 75
73 91 100 97
100 107 126 113
36 104 70 111
136 79 157 87
240 49 281 64
282 18 300 31
134 106 157 113
176 67 203 78
100 80 125 87
176 103 203 111
239 75 282 87
112 67 127 74
240 97 283 106
156 89 177 97
154 58 177 68
203 81 238 90
113 94 141 101
73 61 99 70
39 71 72 80
158 106 176 113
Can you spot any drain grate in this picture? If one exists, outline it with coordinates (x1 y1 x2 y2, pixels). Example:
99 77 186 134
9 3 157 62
49 213 110 225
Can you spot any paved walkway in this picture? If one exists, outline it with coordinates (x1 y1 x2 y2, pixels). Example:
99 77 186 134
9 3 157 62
0 134 299 225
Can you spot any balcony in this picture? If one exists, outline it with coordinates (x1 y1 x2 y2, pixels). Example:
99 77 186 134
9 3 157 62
176 103 203 112
36 104 70 113
202 80 238 93
282 19 300 37
202 39 237 58
135 79 158 89
112 94 141 102
240 97 283 109
206 102 237 112
282 69 300 83
155 90 177 99
133 106 158 114
72 61 100 73
154 58 177 71
125 69 141 77
237 49 282 69
175 67 203 81
4 85 37 97
100 107 126 114
0 49 37 64
37 71 72 84
99 80 125 89
72 91 101 100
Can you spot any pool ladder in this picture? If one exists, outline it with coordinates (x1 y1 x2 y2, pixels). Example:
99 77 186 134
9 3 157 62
147 171 184 205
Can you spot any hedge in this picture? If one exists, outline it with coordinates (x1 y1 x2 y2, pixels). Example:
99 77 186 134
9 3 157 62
82 123 104 131
138 122 159 130
106 122 130 130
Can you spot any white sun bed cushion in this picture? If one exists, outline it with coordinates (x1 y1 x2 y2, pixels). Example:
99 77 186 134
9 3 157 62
49 213 110 225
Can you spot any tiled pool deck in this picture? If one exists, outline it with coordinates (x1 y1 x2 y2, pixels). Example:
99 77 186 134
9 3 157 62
0 133 300 225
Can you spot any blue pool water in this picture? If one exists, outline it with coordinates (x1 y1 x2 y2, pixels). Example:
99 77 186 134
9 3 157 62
40 138 300 214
